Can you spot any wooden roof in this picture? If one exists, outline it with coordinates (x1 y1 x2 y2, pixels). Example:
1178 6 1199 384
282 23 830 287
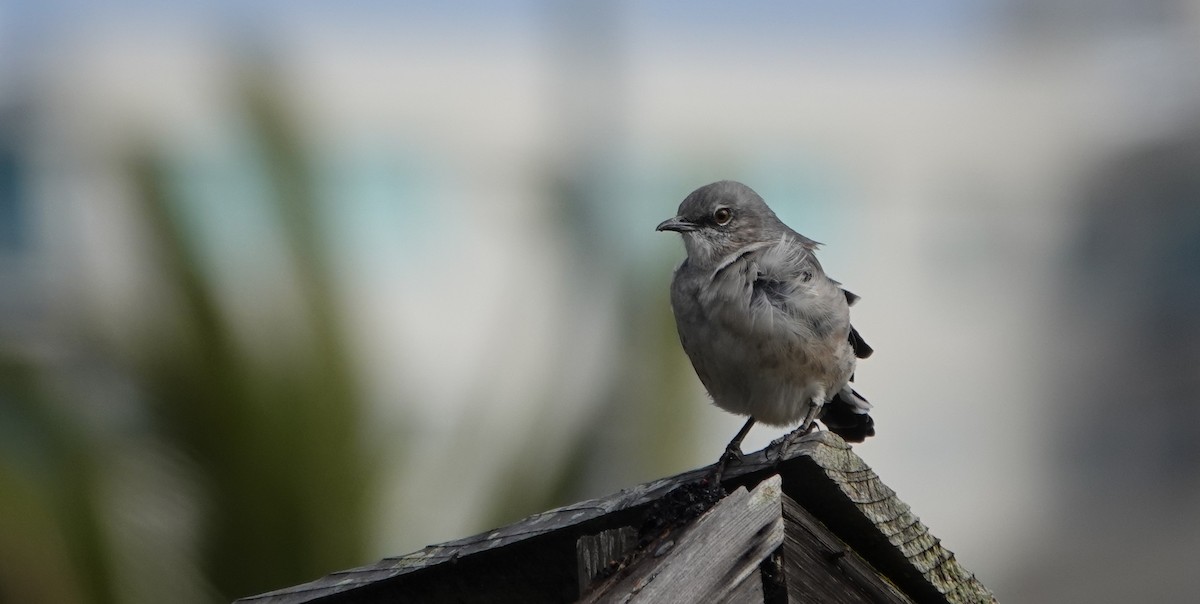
237 431 996 603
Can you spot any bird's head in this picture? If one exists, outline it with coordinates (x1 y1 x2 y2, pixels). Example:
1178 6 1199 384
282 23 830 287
656 180 784 266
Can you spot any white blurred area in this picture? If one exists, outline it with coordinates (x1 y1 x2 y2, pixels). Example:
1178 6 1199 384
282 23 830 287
4 1 1200 601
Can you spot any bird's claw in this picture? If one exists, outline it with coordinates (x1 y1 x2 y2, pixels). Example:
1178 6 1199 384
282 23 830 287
710 445 745 484
721 444 744 465
769 422 817 462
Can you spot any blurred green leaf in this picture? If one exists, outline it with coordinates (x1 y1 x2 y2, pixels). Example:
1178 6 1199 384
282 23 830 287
0 354 116 604
120 67 376 600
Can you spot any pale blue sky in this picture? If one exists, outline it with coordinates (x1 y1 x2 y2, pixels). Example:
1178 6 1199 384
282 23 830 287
2 0 998 56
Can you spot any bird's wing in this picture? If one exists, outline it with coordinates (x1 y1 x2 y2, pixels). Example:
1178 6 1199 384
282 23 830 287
840 289 873 359
848 324 873 359
751 235 825 307
751 237 874 359
740 235 847 339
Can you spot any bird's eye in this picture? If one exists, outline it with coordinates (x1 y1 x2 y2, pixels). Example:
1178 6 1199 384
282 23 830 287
713 207 732 225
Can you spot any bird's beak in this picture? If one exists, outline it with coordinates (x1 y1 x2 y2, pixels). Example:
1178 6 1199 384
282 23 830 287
656 216 697 233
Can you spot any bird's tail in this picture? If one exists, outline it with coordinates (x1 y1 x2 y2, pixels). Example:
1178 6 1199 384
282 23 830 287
820 386 875 442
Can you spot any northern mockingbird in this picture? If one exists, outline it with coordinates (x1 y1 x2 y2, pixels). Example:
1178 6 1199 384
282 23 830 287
657 181 874 474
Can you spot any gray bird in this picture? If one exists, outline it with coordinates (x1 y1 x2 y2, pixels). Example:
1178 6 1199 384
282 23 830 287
657 181 874 469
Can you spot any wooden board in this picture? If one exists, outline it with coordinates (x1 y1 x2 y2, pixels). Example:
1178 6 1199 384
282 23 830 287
780 491 913 603
580 476 784 603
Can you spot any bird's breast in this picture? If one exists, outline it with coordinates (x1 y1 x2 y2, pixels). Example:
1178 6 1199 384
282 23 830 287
671 269 856 426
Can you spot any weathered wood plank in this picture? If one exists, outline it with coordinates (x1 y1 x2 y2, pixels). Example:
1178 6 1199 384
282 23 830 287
780 492 913 603
722 571 765 604
580 475 785 604
576 527 638 597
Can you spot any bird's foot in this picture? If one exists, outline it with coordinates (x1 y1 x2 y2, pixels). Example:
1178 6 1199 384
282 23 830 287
709 417 757 485
718 443 744 473
770 422 817 462
710 443 745 484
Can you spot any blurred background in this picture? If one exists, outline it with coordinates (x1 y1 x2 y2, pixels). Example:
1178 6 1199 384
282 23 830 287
2 1 1199 602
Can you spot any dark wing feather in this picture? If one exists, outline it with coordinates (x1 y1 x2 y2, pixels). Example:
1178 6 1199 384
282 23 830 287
848 325 873 359
842 289 873 359
820 388 875 442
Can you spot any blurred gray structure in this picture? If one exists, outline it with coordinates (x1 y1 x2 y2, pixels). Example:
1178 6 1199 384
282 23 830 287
997 1 1200 601
1019 122 1200 602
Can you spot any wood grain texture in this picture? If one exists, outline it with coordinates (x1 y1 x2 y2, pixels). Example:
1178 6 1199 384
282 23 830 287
780 492 913 603
722 571 766 604
576 527 638 597
580 476 784 604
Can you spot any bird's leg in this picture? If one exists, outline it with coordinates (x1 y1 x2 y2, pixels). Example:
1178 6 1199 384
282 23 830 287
711 417 756 484
775 397 824 459
723 416 757 461
799 398 822 434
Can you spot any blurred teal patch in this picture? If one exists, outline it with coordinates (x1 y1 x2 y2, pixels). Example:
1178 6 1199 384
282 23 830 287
0 146 23 252
163 130 280 283
743 152 850 249
312 140 439 273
